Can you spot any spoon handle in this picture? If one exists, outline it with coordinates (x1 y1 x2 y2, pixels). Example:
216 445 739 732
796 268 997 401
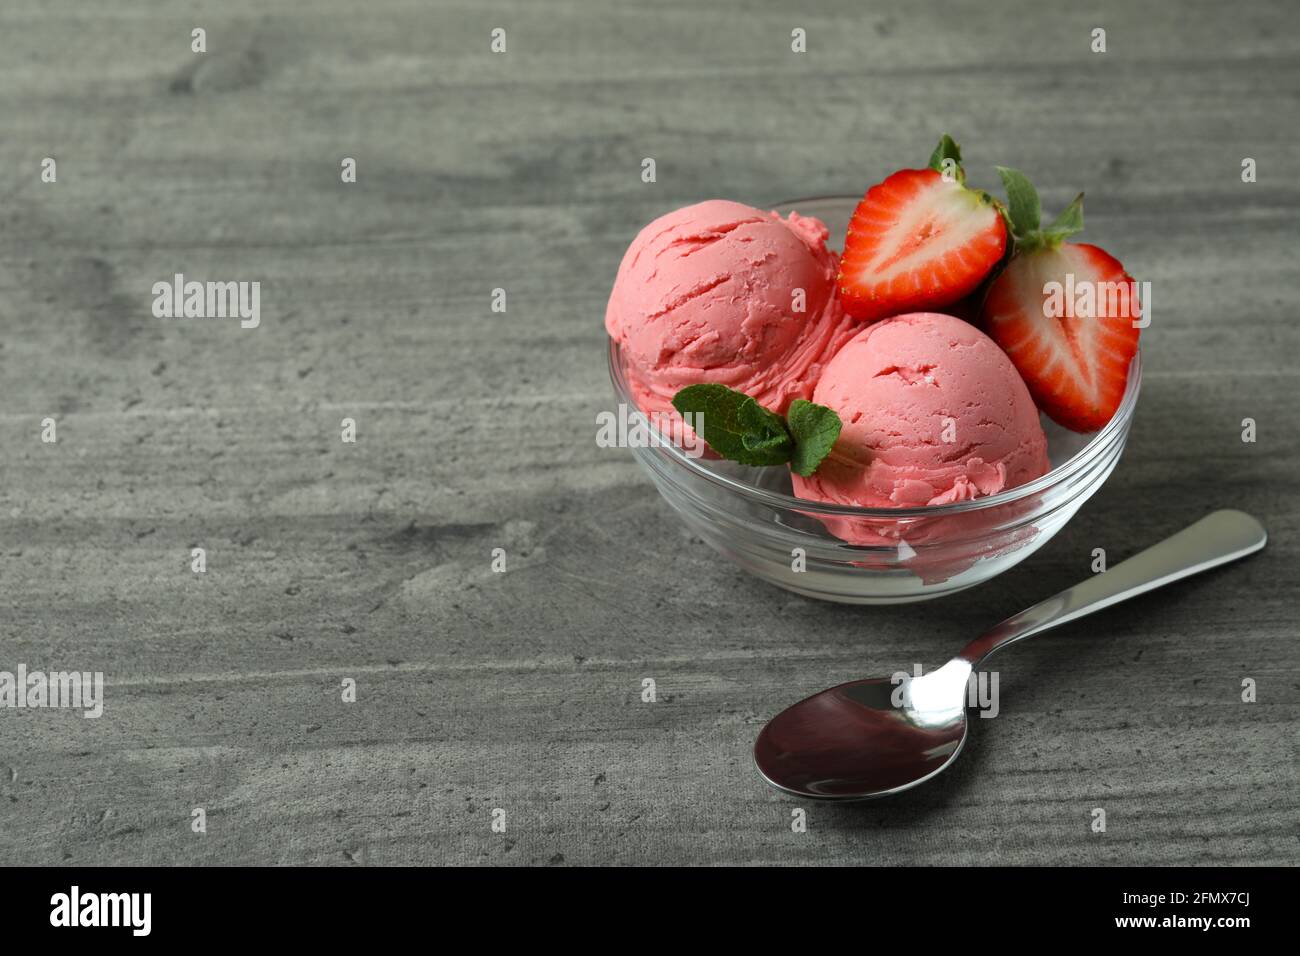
956 510 1267 667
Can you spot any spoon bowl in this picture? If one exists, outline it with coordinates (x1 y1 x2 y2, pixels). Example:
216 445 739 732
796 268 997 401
755 661 973 799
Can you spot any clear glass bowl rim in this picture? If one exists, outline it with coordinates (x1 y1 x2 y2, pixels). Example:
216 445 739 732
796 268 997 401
607 337 1141 520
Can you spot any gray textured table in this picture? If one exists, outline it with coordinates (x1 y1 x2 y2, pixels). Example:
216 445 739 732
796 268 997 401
1 0 1296 866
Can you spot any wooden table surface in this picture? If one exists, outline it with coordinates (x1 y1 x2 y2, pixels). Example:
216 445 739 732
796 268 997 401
2 0 1296 866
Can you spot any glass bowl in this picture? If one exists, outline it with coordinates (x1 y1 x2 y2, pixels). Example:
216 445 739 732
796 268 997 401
604 196 1142 604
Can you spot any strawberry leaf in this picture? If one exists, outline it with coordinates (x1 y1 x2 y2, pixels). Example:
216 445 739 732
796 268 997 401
999 171 1086 254
995 166 1042 239
927 134 965 184
786 399 843 477
1045 192 1085 239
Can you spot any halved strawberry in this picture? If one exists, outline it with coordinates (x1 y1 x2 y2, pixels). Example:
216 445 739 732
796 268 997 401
981 169 1141 432
838 136 1008 321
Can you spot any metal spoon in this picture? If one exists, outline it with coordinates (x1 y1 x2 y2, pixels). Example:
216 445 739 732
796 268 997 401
754 510 1267 800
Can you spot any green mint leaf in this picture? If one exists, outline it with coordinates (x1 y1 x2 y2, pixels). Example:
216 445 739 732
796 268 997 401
671 384 792 467
670 386 843 476
741 429 792 457
995 166 1042 238
927 134 965 183
737 397 793 459
786 399 843 477
737 394 787 436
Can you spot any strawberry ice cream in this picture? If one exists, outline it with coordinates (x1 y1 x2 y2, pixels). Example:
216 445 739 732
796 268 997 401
606 200 855 417
792 312 1049 510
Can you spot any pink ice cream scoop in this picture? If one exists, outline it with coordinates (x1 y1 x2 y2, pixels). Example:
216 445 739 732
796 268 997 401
606 200 855 416
792 312 1050 510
